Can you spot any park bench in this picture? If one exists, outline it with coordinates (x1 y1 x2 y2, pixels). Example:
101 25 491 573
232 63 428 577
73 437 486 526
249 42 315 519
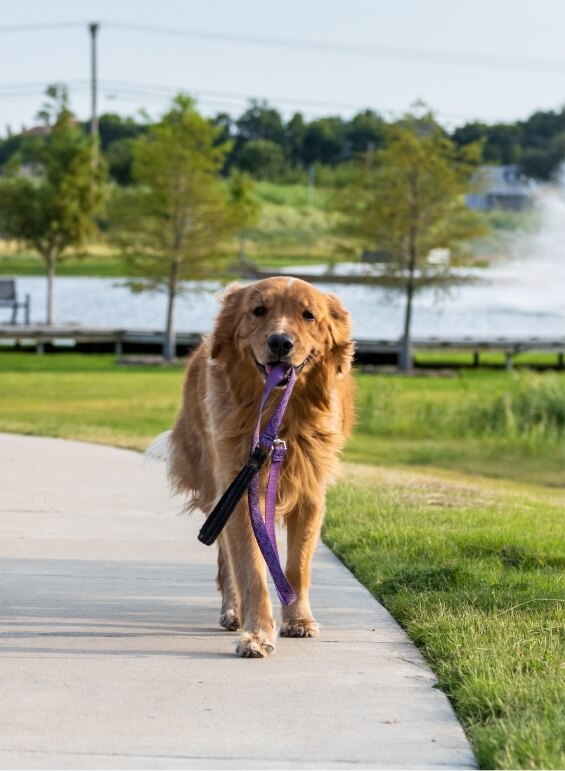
0 279 31 324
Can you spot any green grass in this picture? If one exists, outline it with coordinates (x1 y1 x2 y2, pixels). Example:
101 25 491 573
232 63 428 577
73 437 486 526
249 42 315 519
0 351 563 768
0 353 182 449
350 371 565 487
324 465 565 769
0 252 131 277
414 350 565 369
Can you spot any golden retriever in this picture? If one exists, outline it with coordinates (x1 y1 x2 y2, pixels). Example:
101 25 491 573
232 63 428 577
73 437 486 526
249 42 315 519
168 276 354 657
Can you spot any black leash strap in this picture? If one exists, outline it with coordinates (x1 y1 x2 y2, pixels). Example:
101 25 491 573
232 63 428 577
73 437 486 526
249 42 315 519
197 446 268 546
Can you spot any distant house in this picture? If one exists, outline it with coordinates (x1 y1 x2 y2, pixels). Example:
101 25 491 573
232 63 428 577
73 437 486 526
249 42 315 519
466 165 534 211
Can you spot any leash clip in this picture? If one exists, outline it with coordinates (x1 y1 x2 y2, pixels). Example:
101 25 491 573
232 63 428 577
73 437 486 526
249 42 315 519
272 438 287 462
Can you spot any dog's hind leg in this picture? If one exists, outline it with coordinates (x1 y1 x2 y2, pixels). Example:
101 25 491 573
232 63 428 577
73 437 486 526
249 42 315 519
216 536 240 632
280 499 323 638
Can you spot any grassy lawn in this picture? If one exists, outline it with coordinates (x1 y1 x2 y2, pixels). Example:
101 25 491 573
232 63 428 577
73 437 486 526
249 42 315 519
0 182 354 278
324 466 564 769
0 351 563 769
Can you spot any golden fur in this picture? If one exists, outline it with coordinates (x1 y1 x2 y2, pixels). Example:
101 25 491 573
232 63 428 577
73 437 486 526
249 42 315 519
169 276 355 657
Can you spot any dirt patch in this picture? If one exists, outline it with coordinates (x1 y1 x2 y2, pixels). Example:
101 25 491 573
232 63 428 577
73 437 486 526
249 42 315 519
342 462 496 509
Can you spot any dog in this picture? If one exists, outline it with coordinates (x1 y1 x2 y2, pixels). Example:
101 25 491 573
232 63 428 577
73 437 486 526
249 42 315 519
166 276 354 657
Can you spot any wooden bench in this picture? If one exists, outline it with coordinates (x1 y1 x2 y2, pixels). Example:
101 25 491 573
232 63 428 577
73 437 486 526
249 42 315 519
0 279 31 324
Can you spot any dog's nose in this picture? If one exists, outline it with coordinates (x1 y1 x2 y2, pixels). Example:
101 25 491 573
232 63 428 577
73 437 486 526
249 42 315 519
267 333 294 358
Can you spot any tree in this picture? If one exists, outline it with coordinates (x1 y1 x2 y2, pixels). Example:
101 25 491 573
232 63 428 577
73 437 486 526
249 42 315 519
0 85 104 324
302 117 346 166
235 100 285 145
346 110 387 157
339 112 485 371
109 95 235 361
228 170 261 267
236 138 285 178
519 131 565 180
284 112 306 167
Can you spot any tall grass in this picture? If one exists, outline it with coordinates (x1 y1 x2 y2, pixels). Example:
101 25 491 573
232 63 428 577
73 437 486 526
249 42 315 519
358 373 565 440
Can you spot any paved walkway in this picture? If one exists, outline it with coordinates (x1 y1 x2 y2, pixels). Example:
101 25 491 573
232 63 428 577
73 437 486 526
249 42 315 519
0 433 476 770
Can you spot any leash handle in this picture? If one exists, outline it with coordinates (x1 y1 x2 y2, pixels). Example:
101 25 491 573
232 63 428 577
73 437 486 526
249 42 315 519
197 446 268 546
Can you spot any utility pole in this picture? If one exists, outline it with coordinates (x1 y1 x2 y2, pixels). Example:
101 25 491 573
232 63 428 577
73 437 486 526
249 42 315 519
89 22 99 165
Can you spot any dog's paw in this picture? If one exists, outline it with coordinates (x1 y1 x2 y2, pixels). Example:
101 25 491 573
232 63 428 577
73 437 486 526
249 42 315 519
236 632 276 658
280 618 319 638
219 609 240 632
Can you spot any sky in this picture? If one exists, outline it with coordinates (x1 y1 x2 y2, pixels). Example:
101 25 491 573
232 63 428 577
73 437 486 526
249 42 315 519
1 0 565 134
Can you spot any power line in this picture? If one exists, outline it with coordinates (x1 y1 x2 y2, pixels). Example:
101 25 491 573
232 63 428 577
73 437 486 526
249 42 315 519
104 21 565 73
0 22 84 32
2 19 565 73
0 78 509 124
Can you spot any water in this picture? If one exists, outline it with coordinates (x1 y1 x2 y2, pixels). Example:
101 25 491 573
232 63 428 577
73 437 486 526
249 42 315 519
7 268 562 340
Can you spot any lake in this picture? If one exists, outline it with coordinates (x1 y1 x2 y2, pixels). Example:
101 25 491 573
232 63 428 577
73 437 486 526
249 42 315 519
8 259 564 340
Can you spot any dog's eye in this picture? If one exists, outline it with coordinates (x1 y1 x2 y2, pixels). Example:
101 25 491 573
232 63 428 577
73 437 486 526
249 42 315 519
302 309 315 321
252 305 266 317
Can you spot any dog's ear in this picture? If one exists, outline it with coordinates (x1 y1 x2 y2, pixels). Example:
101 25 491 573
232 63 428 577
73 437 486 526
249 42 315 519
326 293 354 375
210 283 245 359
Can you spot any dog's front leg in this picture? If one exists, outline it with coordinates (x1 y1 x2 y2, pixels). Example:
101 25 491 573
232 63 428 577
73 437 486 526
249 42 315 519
280 499 323 638
222 501 276 657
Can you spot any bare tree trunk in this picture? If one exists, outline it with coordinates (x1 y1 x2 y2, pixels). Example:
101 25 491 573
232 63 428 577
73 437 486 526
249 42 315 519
399 245 417 372
163 258 179 362
45 249 56 326
399 176 419 373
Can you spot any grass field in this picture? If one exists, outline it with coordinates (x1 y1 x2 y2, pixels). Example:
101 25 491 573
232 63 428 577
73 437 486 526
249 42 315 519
0 182 353 277
0 351 563 769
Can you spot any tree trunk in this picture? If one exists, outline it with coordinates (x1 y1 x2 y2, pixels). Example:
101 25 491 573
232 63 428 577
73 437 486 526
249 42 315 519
399 250 417 372
163 259 179 362
45 249 56 326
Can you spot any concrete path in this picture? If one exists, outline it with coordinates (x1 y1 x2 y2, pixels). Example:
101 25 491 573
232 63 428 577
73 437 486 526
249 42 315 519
0 433 476 770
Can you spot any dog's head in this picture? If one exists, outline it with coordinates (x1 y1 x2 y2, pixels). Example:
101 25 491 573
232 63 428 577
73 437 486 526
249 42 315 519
210 277 353 381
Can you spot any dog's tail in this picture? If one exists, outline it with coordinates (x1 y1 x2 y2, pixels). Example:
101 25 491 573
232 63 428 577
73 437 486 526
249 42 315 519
144 430 172 471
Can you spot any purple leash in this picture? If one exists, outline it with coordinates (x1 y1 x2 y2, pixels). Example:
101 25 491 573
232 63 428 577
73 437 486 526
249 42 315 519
248 364 297 606
197 363 297 606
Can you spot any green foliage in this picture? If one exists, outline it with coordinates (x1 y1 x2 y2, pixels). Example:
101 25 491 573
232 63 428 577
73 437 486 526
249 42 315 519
105 137 136 185
0 85 106 322
0 86 104 260
236 138 285 179
228 170 261 229
357 372 565 441
108 93 236 358
339 115 485 265
110 93 234 287
228 170 261 264
349 370 565 486
235 99 285 146
2 95 565 185
337 111 487 369
302 117 346 166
